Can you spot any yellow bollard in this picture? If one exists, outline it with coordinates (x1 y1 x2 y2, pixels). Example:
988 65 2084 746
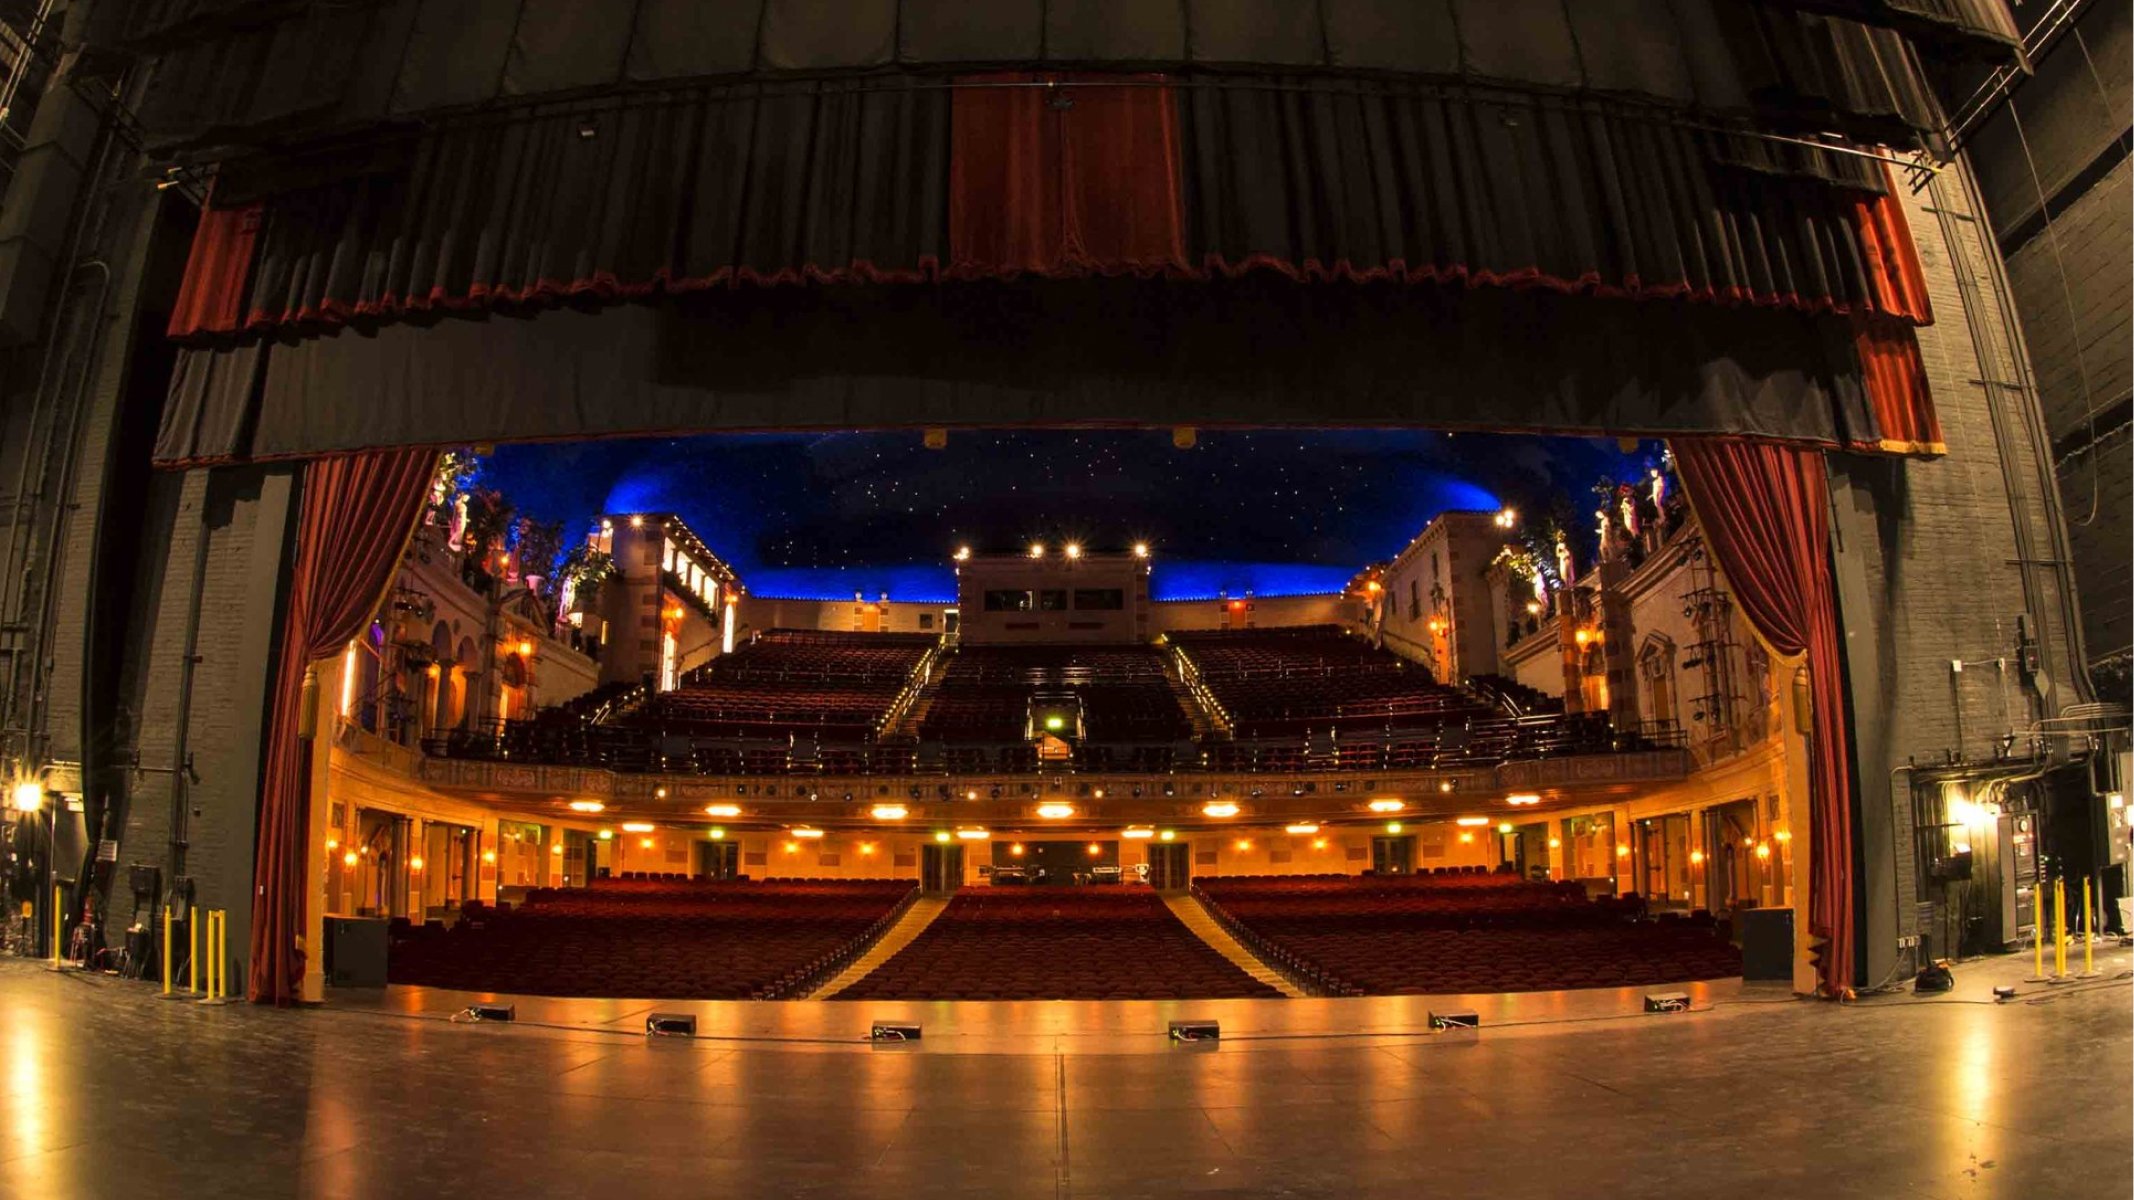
51 885 61 969
2053 878 2068 981
2081 878 2099 978
189 910 201 994
162 906 173 995
211 910 224 1001
2031 888 2046 980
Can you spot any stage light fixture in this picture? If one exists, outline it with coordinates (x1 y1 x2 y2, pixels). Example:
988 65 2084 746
1454 816 1490 826
704 804 741 818
792 827 825 839
1202 801 1240 818
1496 822 1513 834
955 828 989 840
934 831 952 843
1312 838 1329 850
1689 849 1706 865
1505 794 1541 806
1029 542 1045 558
640 838 654 849
1121 827 1154 840
1132 542 1149 558
10 781 43 812
1284 823 1319 835
481 849 497 864
1438 780 1455 793
622 822 655 833
954 545 971 561
1009 842 1025 856
1385 822 1403 834
598 829 614 840
654 787 668 799
1158 830 1177 842
1457 832 1474 844
708 827 725 840
628 515 644 528
1368 799 1404 813
870 804 909 820
569 800 605 813
1087 843 1102 856
1615 844 1631 858
342 851 358 867
409 856 424 872
1037 803 1074 819
1064 543 1082 559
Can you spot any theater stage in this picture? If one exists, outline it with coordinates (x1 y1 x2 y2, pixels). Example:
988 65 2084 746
336 975 1756 1054
2 951 2126 1198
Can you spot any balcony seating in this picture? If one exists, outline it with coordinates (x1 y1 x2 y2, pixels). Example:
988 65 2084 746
1172 626 1650 766
830 886 1280 1000
1195 874 1739 995
386 878 915 999
918 644 1192 747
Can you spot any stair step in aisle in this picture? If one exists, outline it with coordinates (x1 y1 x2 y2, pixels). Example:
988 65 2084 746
1161 891 1305 998
808 896 951 998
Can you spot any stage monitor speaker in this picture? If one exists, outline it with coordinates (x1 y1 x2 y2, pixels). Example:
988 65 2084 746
468 1003 516 1022
50 806 88 883
870 1022 921 1042
1643 992 1691 1013
646 1013 697 1036
1168 1019 1220 1042
1737 906 1794 982
1428 1010 1479 1031
323 916 388 988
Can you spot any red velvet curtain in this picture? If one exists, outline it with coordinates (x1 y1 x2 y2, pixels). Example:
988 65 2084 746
1851 169 1933 324
1856 319 1944 454
167 202 261 339
248 448 436 1004
948 73 1187 277
1671 439 1854 997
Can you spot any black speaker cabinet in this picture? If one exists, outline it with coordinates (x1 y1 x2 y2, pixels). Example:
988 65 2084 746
1738 906 1795 982
324 916 389 988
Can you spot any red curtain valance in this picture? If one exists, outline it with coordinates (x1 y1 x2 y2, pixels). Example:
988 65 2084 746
1672 439 1855 997
948 73 1186 278
167 201 261 340
161 76 1937 347
248 448 435 1004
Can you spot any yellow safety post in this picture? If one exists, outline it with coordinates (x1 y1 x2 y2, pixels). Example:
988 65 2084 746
2031 892 2046 980
2080 878 2100 979
189 910 200 994
2053 878 2068 981
162 907 173 995
210 910 224 1001
50 885 61 969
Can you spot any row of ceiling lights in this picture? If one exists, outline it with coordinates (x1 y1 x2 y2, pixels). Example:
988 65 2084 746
566 792 1546 822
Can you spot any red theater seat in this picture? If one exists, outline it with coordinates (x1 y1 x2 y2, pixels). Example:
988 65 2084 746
830 887 1279 1001
1194 874 1740 996
386 878 917 999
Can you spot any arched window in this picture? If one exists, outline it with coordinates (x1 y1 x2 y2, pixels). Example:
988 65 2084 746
1639 636 1677 734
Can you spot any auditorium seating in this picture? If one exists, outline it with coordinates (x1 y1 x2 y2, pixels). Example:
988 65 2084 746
830 887 1280 1000
437 625 1663 775
1194 874 1739 995
917 644 1192 758
386 877 915 999
1173 626 1647 767
630 629 933 740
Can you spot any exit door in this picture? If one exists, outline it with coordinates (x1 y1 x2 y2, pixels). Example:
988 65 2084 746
1370 836 1414 875
696 840 740 880
1147 842 1191 889
921 843 965 892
